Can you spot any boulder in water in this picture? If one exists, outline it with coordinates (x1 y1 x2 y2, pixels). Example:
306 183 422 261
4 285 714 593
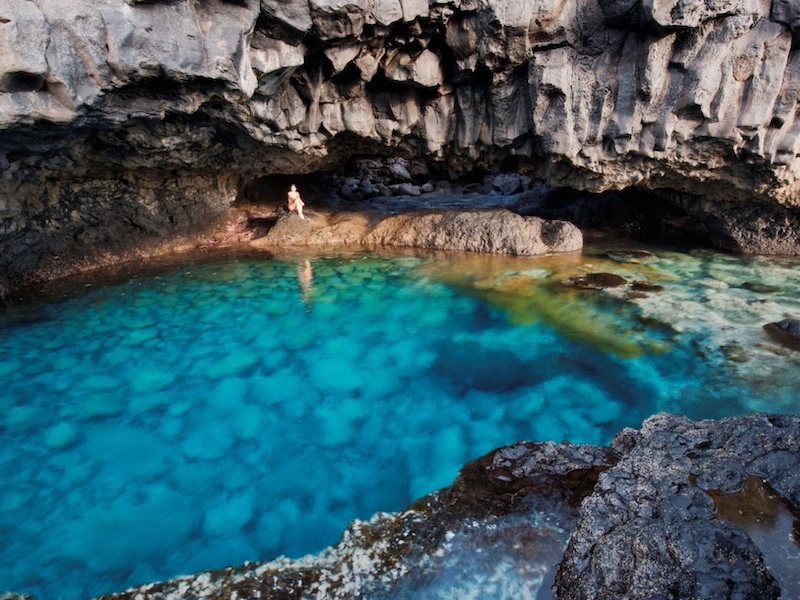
256 208 583 256
763 318 800 351
562 272 628 289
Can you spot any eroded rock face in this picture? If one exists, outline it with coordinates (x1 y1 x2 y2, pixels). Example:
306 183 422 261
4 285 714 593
2 0 800 286
89 413 800 599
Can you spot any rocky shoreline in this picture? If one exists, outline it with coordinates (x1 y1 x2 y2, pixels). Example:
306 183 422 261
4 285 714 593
2 167 582 302
81 413 799 600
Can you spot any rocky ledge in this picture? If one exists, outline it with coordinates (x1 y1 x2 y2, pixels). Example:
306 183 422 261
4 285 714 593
86 413 799 600
247 206 582 256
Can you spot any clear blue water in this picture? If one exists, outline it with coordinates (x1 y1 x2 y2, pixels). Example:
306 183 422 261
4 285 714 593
1 247 800 600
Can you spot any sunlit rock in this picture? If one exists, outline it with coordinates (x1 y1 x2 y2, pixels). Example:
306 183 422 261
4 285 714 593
252 207 582 256
556 413 799 599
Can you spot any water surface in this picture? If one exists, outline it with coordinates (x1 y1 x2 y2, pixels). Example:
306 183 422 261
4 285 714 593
1 246 799 599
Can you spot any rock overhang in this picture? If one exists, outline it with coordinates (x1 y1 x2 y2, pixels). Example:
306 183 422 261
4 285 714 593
2 0 800 288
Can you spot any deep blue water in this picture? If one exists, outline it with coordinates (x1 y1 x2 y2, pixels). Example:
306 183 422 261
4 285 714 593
1 248 799 599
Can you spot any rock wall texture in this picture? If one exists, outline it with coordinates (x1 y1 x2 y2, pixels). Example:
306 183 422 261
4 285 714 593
3 0 800 285
92 413 800 599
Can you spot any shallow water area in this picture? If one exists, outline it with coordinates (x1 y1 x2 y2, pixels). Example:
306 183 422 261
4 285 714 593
1 245 800 599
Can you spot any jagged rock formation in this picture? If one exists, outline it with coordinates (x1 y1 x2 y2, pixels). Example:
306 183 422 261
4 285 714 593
2 0 800 288
556 413 800 599
91 413 800 599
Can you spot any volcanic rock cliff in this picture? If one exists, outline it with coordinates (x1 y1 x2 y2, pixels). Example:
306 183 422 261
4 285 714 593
2 0 800 288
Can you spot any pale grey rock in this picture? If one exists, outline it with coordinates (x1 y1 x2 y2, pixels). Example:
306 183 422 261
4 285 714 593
644 0 752 28
250 34 305 76
0 0 48 93
386 48 445 88
387 162 412 181
388 183 421 196
261 0 312 33
399 0 428 22
342 97 377 137
324 43 360 73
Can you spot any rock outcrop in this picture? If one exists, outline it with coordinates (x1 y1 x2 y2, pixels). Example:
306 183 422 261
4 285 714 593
556 413 800 599
248 207 583 255
3 0 800 288
90 413 800 599
763 317 800 350
93 441 616 600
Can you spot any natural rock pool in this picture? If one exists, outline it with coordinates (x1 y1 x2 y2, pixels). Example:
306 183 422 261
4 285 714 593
2 245 799 600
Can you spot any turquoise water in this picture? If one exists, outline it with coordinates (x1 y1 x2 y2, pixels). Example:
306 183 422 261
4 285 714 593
1 247 800 600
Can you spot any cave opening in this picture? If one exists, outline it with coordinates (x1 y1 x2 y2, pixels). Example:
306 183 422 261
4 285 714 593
234 159 717 251
525 186 717 249
236 172 333 208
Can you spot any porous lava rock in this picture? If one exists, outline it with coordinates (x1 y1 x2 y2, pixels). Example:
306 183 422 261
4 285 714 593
556 413 800 599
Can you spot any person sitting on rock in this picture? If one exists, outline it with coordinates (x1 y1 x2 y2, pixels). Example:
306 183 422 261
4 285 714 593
287 184 305 219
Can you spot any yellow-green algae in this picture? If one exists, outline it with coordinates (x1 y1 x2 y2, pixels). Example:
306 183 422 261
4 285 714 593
420 252 673 359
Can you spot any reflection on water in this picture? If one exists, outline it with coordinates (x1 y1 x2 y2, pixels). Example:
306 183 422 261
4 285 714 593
298 258 314 309
708 477 800 596
0 245 799 599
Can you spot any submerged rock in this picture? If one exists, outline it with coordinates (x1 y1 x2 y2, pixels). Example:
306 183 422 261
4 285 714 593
630 280 665 293
742 282 781 294
93 414 800 600
562 272 628 289
605 250 658 264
